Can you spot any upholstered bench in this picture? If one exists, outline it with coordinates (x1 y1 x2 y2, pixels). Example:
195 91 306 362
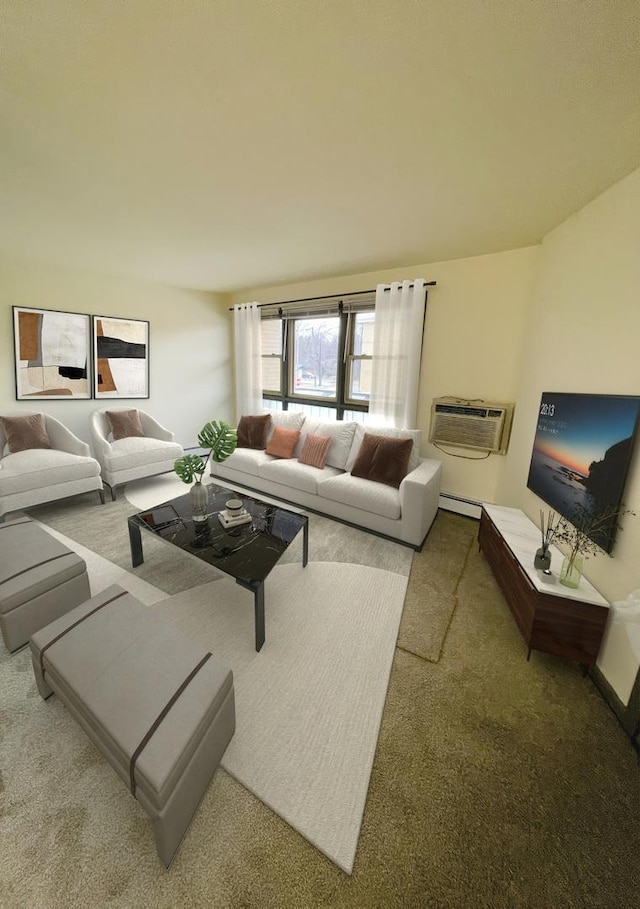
0 516 90 653
30 585 235 867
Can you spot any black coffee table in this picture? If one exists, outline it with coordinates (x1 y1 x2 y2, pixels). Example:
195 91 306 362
127 482 308 652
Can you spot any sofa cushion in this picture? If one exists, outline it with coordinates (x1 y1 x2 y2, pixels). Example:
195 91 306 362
299 433 332 469
266 410 305 444
0 413 51 453
221 447 274 477
103 437 183 472
106 409 144 440
0 449 101 496
318 473 401 520
265 426 300 459
351 433 413 488
259 458 341 494
296 420 356 471
345 424 421 474
237 414 270 450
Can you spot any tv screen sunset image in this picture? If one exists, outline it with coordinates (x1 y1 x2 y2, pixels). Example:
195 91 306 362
527 392 640 552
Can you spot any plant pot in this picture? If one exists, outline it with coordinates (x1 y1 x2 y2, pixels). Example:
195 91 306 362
534 546 551 571
190 480 209 523
559 555 583 589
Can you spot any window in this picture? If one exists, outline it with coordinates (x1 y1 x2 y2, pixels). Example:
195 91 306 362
260 296 375 420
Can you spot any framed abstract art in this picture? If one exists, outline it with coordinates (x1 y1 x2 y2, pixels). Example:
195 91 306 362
12 306 91 399
92 316 150 399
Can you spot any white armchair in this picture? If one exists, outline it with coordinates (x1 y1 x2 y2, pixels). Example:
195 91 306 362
90 408 184 500
0 412 104 521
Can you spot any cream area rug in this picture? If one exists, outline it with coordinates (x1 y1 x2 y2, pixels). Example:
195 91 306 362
4 476 410 875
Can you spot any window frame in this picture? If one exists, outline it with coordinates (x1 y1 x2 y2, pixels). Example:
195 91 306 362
261 303 373 420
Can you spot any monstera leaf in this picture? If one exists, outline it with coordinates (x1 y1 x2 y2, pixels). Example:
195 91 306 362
174 420 237 484
174 453 207 485
198 420 237 463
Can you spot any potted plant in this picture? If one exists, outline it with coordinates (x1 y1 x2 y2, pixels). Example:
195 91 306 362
549 501 634 588
174 420 237 521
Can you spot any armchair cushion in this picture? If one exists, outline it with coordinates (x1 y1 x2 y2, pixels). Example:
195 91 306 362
0 449 101 496
0 413 51 453
106 409 144 440
102 437 184 473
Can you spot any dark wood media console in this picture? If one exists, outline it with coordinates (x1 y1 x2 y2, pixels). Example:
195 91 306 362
478 505 609 666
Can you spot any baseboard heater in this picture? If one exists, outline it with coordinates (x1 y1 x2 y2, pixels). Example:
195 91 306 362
439 493 482 519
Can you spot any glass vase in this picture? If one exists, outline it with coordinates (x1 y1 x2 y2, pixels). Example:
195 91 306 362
534 546 551 571
190 480 209 523
559 554 583 589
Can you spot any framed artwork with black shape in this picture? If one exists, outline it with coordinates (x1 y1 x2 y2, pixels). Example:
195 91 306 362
92 316 150 399
12 306 91 400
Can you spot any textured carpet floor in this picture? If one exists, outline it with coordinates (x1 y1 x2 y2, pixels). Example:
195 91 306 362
2 492 639 908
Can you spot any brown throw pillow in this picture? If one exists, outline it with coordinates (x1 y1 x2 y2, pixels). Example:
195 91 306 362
350 433 413 488
0 413 51 453
237 414 270 450
265 426 300 459
299 433 332 469
106 409 144 440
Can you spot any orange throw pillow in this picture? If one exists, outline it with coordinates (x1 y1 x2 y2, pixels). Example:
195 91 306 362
265 426 301 458
299 433 331 469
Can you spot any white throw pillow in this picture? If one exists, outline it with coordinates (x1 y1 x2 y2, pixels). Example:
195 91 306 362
345 424 421 474
264 410 306 444
296 420 357 470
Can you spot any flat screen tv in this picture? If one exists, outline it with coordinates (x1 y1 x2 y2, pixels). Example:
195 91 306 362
527 392 640 553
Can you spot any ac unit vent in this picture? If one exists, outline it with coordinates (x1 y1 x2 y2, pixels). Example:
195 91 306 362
429 398 514 454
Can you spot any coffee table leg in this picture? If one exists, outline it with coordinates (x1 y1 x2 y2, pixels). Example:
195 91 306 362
128 519 144 567
302 520 309 567
254 583 265 652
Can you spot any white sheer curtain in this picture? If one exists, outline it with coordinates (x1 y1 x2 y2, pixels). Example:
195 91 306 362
233 303 263 417
369 279 427 429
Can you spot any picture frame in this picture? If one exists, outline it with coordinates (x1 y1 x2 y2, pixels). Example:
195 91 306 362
92 315 150 399
12 306 92 400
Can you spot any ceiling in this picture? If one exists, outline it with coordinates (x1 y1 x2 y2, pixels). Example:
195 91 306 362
2 1 640 294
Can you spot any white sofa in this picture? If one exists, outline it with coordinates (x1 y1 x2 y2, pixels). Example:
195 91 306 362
210 414 442 549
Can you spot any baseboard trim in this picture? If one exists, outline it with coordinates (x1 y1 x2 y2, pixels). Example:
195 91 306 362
438 493 482 519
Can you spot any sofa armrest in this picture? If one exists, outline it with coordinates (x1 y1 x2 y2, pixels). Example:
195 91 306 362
139 412 175 442
399 458 442 547
46 418 91 458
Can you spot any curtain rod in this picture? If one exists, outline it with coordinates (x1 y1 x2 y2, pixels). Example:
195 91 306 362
228 281 436 311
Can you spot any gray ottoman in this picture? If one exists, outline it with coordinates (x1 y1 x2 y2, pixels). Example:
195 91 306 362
0 516 90 653
31 584 235 867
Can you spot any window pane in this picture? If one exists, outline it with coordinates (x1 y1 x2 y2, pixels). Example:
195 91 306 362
288 402 337 420
353 312 374 356
348 358 372 401
292 317 339 399
262 357 281 393
261 318 282 355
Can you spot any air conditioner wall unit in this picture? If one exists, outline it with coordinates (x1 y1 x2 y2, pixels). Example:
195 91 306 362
429 397 515 454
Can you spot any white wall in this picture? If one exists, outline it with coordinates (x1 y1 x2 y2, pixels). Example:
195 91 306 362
0 255 233 447
502 164 640 603
228 245 539 507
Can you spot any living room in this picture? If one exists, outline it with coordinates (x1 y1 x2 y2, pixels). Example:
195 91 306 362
2 3 640 907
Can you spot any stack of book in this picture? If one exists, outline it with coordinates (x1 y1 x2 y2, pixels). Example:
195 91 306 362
218 508 252 529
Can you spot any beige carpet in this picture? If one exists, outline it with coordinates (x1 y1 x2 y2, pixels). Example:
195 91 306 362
154 562 407 873
5 495 636 908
